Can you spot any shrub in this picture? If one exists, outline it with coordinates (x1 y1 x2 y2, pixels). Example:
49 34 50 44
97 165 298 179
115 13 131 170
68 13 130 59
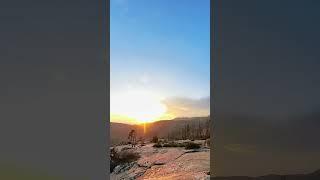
185 142 201 149
163 142 180 147
119 151 140 163
120 141 128 145
110 148 119 172
151 136 159 143
153 142 162 148
110 148 140 172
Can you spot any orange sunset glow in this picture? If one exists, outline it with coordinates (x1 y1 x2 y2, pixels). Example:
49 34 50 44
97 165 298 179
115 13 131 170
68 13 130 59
110 90 175 124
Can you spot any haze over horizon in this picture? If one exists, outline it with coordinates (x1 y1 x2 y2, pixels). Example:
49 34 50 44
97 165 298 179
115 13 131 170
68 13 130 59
111 114 211 125
110 0 210 124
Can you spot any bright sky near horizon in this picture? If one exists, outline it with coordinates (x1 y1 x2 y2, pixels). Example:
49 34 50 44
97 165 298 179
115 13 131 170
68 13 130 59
110 0 210 124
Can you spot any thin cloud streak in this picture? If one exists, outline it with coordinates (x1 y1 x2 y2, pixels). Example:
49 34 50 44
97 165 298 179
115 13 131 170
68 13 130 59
161 96 210 118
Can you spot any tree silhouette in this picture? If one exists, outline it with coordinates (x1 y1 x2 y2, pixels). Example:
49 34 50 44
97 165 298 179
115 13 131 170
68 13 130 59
191 122 195 140
205 119 210 139
128 129 136 147
186 124 190 139
197 120 202 139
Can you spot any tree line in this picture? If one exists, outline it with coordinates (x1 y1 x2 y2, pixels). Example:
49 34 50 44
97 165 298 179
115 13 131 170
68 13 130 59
167 118 210 140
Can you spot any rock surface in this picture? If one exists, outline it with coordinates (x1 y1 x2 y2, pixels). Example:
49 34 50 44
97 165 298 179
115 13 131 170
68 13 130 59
110 141 210 180
140 150 210 180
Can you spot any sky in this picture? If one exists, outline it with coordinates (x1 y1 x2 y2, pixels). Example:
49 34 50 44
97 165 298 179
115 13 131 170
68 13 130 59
110 0 210 124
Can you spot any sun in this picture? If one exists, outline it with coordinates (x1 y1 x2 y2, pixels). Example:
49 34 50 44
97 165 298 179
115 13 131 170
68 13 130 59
110 90 167 124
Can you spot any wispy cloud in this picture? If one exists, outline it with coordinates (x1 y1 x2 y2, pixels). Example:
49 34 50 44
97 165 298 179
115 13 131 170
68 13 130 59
161 96 210 118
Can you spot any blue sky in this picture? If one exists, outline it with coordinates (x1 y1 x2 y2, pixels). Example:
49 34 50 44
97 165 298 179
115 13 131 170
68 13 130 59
110 0 210 122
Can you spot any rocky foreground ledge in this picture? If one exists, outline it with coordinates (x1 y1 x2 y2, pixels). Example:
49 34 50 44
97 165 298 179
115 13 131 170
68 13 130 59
110 141 210 180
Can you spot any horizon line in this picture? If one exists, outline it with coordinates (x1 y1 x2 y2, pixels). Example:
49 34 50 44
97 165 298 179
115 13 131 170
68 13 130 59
110 115 211 125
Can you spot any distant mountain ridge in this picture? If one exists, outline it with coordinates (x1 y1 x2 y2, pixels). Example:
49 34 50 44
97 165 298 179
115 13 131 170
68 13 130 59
110 116 210 146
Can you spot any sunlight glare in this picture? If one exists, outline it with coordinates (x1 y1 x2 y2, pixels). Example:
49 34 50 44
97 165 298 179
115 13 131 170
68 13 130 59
111 90 167 124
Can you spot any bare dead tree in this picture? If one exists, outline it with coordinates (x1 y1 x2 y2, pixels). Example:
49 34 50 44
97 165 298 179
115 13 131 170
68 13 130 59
205 119 210 139
197 120 202 139
186 124 190 139
191 122 195 140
